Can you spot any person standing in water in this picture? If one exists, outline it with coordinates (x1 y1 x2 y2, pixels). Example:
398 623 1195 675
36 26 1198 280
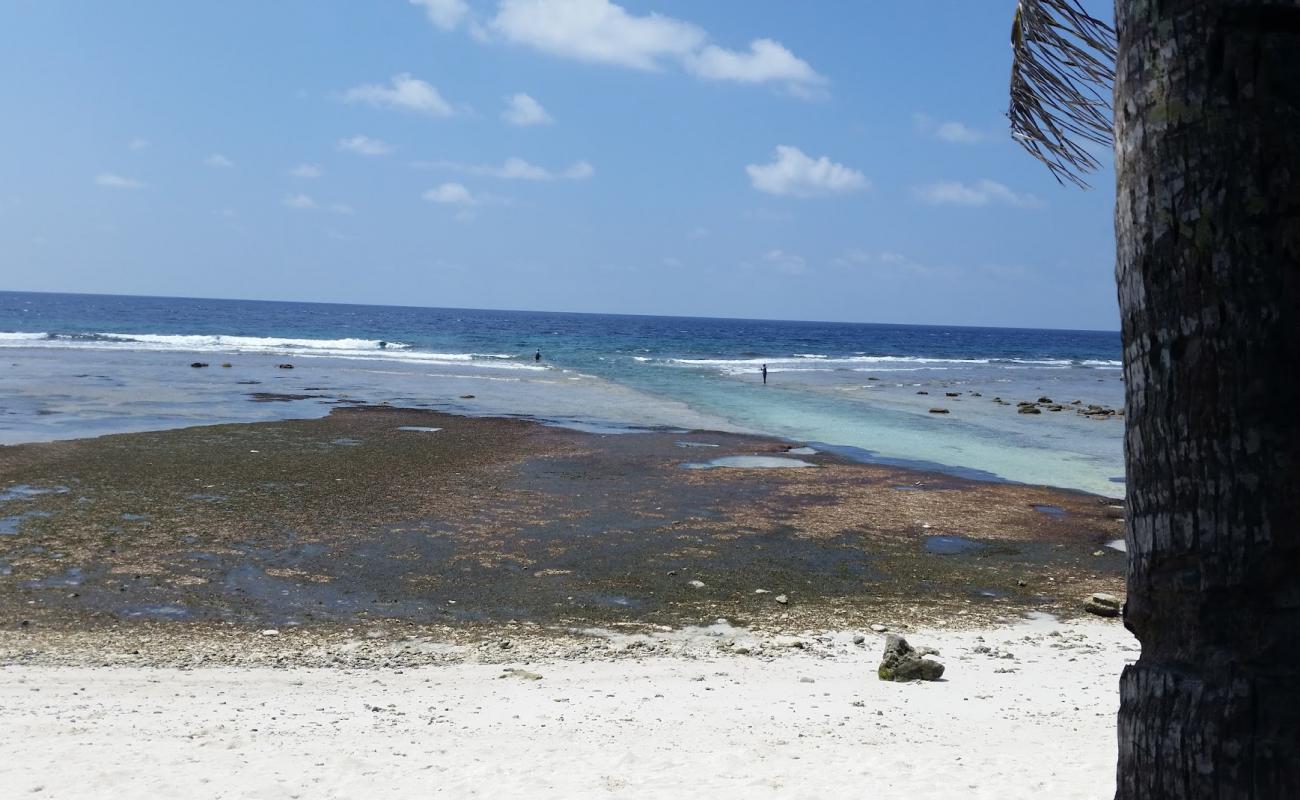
761 364 768 384
534 350 541 362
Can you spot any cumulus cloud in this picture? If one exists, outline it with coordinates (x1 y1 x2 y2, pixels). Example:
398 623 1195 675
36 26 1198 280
479 0 823 94
914 179 1042 208
203 153 234 168
501 93 553 126
685 39 825 97
423 182 479 205
746 146 868 198
410 0 469 30
762 248 808 275
283 193 317 209
95 172 147 190
290 163 323 178
337 135 394 156
342 74 455 117
913 113 985 144
416 156 593 181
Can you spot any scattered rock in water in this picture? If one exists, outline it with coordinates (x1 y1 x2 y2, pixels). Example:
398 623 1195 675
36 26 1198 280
1084 592 1122 617
916 390 928 395
1038 396 1052 403
190 362 209 368
774 594 789 605
1018 406 1042 415
459 394 475 399
945 392 960 397
278 363 294 369
220 363 232 368
877 635 945 682
928 408 949 414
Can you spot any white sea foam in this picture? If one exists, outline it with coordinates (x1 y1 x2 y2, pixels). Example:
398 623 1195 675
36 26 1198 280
657 354 1122 375
0 331 529 369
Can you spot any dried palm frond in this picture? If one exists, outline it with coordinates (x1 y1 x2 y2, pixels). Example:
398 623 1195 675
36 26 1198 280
1008 0 1116 188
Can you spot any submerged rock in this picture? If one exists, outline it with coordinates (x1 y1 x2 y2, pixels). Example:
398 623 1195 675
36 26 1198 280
877 635 945 682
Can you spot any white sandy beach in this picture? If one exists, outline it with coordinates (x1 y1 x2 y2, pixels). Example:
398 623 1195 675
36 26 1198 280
1 618 1136 800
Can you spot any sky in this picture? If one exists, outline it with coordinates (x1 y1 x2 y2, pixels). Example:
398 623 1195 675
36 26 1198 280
0 0 1119 330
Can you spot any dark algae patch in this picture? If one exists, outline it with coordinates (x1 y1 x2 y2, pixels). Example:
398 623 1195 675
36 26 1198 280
0 407 1124 635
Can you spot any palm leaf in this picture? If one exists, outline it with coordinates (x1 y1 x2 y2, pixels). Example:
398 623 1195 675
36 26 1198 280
1008 0 1117 188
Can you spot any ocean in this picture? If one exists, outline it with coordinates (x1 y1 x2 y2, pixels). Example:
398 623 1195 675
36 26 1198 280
0 291 1124 496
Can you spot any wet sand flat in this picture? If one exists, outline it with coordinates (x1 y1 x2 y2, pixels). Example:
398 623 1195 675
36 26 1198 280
0 405 1125 658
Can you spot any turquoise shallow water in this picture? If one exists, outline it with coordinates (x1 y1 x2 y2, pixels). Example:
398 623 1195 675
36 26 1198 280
0 291 1124 496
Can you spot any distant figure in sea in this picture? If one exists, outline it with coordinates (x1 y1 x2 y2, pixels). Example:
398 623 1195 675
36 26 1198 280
378 341 387 349
534 350 541 362
761 364 768 384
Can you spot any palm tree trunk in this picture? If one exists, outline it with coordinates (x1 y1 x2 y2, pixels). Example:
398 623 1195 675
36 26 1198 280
1114 1 1300 796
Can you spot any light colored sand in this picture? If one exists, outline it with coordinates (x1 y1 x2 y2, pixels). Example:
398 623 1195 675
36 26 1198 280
0 620 1137 799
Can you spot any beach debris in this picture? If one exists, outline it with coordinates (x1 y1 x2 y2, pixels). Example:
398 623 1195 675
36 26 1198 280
928 408 949 414
877 635 945 682
687 579 706 589
774 594 789 605
1083 592 1122 617
190 362 209 368
278 363 294 369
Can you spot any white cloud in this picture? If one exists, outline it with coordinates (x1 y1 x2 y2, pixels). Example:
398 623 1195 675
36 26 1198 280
832 249 934 275
95 172 147 190
283 193 317 209
410 0 469 30
128 138 150 151
502 93 553 126
685 39 825 97
687 226 710 239
485 0 823 94
914 179 1042 208
913 113 986 144
342 74 455 117
746 146 868 198
328 203 354 215
490 0 704 70
416 156 594 181
762 248 807 275
290 163 323 178
423 182 479 205
204 153 234 168
337 135 394 156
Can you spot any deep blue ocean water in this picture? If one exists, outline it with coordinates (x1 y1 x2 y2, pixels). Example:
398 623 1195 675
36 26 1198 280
0 291 1125 495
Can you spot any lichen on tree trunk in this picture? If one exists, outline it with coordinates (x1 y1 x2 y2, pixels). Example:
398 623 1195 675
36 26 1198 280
1113 1 1300 797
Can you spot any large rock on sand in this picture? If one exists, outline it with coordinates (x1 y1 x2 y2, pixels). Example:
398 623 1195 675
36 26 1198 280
877 635 945 682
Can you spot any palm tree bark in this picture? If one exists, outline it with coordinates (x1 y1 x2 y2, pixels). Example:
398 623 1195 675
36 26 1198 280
1114 1 1300 796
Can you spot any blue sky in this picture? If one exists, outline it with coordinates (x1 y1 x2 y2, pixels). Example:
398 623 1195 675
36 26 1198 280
0 0 1118 329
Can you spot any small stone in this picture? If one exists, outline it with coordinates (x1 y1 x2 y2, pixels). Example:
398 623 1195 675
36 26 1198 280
870 624 888 633
1084 592 1122 617
688 580 706 589
775 636 804 649
799 677 815 684
852 634 866 645
261 629 280 637
190 362 209 368
928 408 950 414
754 588 771 594
877 635 945 682
774 594 789 604
220 363 232 368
